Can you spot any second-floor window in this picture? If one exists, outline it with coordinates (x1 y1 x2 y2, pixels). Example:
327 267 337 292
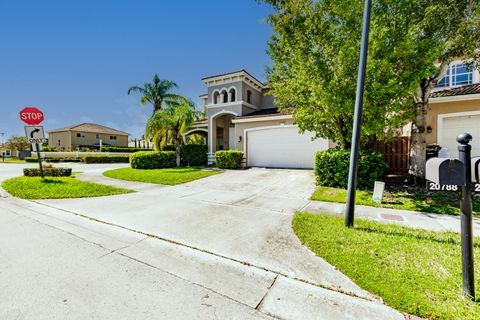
110 135 117 140
436 63 473 88
96 133 99 139
247 90 252 103
76 132 85 138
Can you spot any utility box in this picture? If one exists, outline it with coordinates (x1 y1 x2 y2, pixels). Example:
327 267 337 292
426 158 466 186
471 156 480 183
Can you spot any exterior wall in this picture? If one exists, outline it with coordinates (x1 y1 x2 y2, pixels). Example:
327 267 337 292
48 131 72 150
48 130 128 150
242 82 262 107
208 81 243 104
233 118 295 151
426 98 480 145
261 95 276 109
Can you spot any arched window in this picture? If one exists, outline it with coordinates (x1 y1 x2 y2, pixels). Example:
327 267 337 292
213 91 220 104
229 88 236 102
221 90 228 103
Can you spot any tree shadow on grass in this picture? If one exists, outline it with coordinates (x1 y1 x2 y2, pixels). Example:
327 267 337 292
40 178 66 184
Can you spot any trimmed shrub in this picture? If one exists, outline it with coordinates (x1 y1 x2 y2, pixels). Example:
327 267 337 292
129 151 176 169
23 167 72 177
25 157 38 163
101 146 152 153
215 150 244 169
314 148 387 190
181 145 208 166
25 157 81 163
83 155 130 164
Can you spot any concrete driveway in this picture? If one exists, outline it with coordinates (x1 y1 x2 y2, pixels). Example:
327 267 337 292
36 168 364 294
1 163 403 319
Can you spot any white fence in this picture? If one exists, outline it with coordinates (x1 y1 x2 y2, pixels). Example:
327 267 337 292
31 152 131 159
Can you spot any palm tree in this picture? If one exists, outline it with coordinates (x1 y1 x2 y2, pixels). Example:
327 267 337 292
145 98 199 166
128 74 182 114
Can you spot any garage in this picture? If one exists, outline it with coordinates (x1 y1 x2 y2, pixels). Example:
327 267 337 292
245 125 329 169
438 113 480 159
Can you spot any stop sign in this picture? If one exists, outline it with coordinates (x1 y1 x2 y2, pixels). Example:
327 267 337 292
20 107 44 125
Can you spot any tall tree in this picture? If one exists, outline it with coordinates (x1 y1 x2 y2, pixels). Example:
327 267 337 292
261 0 480 178
145 98 199 166
5 136 29 151
128 74 182 114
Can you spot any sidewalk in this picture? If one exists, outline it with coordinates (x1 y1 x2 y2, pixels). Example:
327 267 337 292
0 195 404 320
303 200 480 236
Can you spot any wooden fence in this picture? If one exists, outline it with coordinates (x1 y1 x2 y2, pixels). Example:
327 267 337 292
369 136 411 175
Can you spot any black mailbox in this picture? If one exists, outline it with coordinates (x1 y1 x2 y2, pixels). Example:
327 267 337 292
471 156 480 183
426 158 466 186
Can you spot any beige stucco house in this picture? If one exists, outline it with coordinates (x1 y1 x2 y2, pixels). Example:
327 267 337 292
425 60 480 158
48 123 128 151
185 70 331 168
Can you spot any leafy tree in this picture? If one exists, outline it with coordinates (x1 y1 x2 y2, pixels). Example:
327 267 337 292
145 98 200 166
128 74 182 114
261 0 480 178
5 136 29 151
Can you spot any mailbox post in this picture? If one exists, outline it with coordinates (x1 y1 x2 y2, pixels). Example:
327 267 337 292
457 133 475 300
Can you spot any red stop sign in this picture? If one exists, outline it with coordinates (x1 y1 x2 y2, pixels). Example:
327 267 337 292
20 107 44 125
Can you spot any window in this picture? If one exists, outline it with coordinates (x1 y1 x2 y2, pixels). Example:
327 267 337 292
247 90 252 103
436 68 450 88
452 64 473 86
213 91 220 104
57 140 61 146
110 135 117 140
229 88 236 102
221 90 228 103
96 133 99 139
436 63 473 88
76 132 85 138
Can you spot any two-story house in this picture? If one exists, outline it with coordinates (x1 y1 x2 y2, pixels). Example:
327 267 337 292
427 60 480 158
185 70 331 168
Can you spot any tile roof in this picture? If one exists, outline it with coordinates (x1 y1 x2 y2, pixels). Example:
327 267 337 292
430 83 480 98
48 123 129 135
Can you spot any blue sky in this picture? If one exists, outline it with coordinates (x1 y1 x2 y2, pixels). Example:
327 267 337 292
0 0 273 139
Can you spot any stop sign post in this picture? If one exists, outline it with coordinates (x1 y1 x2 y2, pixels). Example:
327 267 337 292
19 107 45 178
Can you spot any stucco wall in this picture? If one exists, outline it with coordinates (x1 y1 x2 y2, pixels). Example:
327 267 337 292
426 98 480 145
48 131 71 150
49 130 128 150
208 81 243 104
242 82 262 107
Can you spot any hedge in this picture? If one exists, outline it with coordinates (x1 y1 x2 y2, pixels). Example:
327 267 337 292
24 167 72 177
180 145 208 166
101 146 152 153
215 150 244 169
25 157 81 163
83 155 130 164
314 148 387 190
129 151 176 169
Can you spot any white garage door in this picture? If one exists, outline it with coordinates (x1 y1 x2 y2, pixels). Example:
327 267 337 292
246 125 329 169
439 114 480 159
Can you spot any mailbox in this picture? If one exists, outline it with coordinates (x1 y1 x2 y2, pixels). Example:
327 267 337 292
426 158 466 186
471 156 480 183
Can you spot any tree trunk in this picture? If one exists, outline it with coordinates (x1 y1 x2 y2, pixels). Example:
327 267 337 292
409 102 427 183
175 144 181 167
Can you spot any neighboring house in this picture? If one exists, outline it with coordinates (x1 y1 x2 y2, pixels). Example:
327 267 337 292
186 70 331 168
426 60 480 158
48 123 129 151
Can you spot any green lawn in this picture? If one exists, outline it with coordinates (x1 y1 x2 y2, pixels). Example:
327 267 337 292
293 212 480 319
311 186 480 217
1 176 133 199
0 158 27 164
103 167 223 185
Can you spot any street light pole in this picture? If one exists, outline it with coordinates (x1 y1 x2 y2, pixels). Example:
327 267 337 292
345 0 373 227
